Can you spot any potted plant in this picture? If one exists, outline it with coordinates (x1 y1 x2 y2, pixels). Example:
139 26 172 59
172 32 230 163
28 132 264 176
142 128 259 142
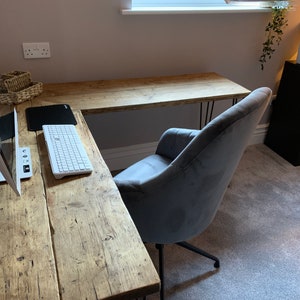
259 1 292 70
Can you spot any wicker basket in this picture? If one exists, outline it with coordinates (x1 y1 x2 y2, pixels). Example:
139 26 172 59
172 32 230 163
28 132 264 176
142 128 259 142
0 71 32 92
0 71 43 105
0 82 43 105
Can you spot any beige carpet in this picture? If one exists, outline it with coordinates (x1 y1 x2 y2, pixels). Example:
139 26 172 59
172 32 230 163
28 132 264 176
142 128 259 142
144 144 300 300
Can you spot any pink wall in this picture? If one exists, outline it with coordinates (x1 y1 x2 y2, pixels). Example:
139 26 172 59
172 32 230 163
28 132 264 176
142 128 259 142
1 0 299 148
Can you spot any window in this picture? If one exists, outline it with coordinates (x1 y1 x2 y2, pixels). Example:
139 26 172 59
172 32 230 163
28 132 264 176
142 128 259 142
132 0 228 7
131 0 278 7
122 0 273 14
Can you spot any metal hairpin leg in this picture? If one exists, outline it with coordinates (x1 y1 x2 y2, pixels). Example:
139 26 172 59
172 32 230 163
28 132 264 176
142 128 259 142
199 101 215 129
232 98 238 105
199 102 203 129
200 97 240 129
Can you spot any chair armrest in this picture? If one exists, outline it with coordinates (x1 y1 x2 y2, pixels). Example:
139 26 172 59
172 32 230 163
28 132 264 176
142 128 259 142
156 128 200 160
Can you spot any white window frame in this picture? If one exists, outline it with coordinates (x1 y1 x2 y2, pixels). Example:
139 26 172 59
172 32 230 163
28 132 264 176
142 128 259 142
132 0 228 7
121 0 275 14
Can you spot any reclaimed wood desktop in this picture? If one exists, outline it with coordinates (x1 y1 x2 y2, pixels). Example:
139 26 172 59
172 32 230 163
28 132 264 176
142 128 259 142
36 73 250 113
0 73 250 299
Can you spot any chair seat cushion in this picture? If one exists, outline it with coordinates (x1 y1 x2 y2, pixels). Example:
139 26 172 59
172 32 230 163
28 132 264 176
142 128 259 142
114 154 172 185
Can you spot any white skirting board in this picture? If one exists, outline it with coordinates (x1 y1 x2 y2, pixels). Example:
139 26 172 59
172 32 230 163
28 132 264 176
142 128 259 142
101 124 269 171
101 141 159 171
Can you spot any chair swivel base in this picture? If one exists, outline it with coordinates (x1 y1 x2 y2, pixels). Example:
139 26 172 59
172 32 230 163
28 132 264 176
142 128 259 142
176 241 220 268
155 242 220 300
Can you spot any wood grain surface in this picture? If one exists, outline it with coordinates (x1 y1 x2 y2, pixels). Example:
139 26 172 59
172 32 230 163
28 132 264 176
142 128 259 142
0 72 249 299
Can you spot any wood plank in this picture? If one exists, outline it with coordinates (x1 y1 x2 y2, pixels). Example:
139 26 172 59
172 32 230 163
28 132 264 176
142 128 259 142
0 103 60 299
34 73 250 114
37 111 160 299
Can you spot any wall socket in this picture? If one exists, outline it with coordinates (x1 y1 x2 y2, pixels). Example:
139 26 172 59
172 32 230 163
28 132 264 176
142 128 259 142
22 42 51 59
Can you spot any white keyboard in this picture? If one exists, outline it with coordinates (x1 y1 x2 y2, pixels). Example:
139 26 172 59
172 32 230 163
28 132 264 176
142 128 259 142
42 124 93 179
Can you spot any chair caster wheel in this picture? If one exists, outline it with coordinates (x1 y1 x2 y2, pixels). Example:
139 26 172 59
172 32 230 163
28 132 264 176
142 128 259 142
214 261 220 268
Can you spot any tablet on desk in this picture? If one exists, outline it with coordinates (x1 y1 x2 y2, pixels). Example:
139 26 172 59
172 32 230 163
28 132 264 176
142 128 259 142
0 109 32 196
26 104 77 131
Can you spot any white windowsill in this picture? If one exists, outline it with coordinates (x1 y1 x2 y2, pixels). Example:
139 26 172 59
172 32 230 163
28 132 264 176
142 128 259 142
121 6 271 15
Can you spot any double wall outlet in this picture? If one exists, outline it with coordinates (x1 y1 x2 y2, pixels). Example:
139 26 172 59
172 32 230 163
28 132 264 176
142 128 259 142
22 42 51 59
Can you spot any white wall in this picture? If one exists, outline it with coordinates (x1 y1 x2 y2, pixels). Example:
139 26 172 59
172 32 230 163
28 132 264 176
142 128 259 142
1 0 300 153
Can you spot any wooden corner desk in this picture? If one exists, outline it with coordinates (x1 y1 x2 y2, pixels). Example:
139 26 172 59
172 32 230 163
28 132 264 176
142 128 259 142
0 73 250 299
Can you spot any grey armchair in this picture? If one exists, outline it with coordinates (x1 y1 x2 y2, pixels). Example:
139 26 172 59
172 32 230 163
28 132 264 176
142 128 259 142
114 87 272 299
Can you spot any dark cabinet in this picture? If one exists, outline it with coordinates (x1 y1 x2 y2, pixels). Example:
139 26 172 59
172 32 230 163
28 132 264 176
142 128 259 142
265 61 300 166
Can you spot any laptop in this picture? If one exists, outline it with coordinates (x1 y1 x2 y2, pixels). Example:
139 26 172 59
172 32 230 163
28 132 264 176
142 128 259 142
0 108 32 196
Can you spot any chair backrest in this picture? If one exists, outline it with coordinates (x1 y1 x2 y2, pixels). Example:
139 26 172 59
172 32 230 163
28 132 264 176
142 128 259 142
119 88 272 244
